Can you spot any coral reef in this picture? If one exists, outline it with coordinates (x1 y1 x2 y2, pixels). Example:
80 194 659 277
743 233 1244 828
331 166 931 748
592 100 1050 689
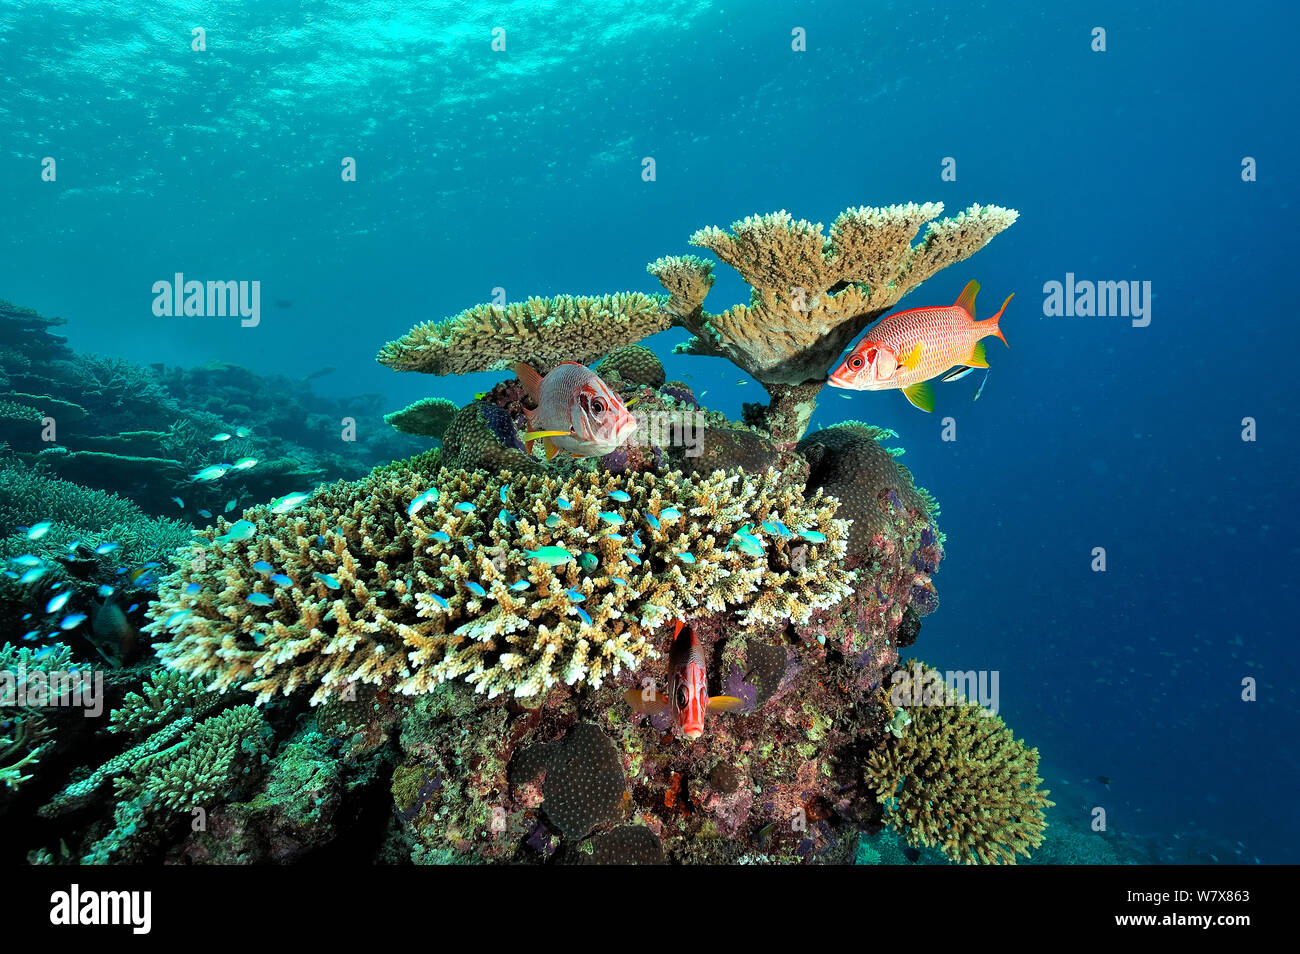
798 421 938 555
0 643 73 794
146 458 852 704
865 662 1053 864
596 344 666 389
377 294 672 376
384 396 459 439
663 203 1018 387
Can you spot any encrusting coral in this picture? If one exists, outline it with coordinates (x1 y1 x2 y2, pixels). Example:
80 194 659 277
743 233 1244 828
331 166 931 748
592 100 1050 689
596 344 666 389
377 293 672 376
145 457 852 705
865 661 1053 865
798 421 939 554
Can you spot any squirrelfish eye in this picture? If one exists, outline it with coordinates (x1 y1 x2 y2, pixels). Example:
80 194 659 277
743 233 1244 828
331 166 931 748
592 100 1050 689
590 398 605 416
676 684 688 711
849 355 864 370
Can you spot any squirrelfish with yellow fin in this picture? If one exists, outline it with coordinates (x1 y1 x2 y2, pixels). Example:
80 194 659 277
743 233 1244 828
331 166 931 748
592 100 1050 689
513 361 636 460
827 280 1012 412
623 620 745 740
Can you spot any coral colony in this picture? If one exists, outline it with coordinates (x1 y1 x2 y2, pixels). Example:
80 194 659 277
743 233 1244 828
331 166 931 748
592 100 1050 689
5 202 1054 865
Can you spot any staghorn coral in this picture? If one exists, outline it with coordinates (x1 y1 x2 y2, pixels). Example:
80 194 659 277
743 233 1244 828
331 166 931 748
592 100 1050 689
384 396 459 439
111 704 268 814
145 457 852 705
377 293 673 376
865 662 1053 865
108 669 220 737
0 643 74 793
596 344 666 389
665 202 1018 386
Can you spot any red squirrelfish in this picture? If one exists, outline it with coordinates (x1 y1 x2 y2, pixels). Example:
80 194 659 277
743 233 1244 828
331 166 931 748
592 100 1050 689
827 280 1012 412
514 361 636 459
624 620 745 740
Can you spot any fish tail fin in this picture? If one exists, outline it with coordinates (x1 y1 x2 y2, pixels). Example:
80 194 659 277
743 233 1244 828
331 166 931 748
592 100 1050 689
982 292 1013 348
513 362 544 403
954 279 980 318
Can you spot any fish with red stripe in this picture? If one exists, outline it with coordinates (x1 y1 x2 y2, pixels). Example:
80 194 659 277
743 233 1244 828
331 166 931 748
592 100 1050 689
827 279 1013 411
624 620 746 740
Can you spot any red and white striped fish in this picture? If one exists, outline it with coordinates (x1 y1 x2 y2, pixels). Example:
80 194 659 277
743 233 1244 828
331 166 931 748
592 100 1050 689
624 620 745 740
827 280 1013 412
513 361 637 459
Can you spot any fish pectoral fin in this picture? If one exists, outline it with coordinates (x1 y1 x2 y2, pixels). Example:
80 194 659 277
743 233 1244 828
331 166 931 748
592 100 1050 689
902 381 935 412
967 340 989 368
624 689 669 716
899 341 924 370
939 365 975 383
707 695 747 713
523 430 571 441
543 436 562 460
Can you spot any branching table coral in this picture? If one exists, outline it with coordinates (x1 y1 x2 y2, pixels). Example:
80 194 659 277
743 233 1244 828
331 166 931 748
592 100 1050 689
146 457 853 704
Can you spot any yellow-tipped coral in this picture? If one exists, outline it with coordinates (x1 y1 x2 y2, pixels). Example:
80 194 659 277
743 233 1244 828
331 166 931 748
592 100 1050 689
376 293 672 376
664 202 1018 385
145 458 853 704
866 661 1053 864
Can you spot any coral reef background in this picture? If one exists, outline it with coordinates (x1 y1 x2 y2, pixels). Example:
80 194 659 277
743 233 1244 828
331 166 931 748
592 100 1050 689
0 0 1296 863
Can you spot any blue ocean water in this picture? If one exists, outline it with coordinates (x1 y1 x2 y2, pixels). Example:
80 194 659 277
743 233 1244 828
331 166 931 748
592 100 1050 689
1 0 1296 862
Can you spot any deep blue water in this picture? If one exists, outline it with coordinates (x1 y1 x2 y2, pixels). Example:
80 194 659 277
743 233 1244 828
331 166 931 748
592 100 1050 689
2 0 1297 861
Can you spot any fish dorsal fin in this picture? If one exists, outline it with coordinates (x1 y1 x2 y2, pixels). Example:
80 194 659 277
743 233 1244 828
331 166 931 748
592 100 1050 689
673 619 685 639
624 688 669 716
513 362 544 403
899 341 924 371
559 361 584 367
902 381 935 412
967 340 989 368
707 695 747 714
953 279 980 319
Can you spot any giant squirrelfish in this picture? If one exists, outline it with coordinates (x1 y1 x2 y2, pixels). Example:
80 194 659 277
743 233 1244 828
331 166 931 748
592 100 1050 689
513 361 636 460
827 280 1012 412
623 620 745 740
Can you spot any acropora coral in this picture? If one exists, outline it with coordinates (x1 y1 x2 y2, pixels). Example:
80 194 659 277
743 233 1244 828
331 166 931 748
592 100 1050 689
865 662 1053 864
145 457 852 704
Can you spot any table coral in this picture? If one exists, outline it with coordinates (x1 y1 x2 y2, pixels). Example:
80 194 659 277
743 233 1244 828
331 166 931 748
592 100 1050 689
146 457 853 705
377 293 672 376
665 203 1018 387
